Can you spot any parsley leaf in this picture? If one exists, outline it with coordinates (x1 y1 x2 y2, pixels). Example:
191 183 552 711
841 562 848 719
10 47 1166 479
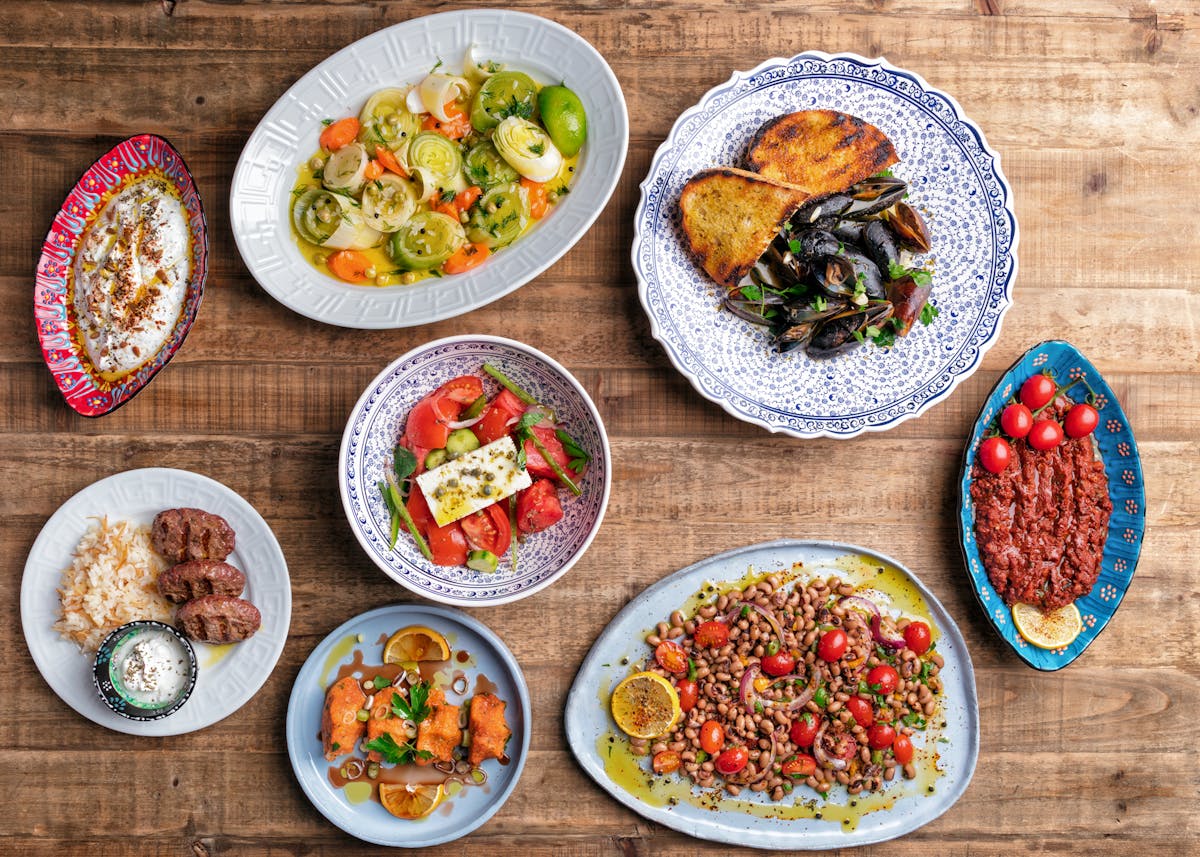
787 238 802 255
321 118 334 126
363 732 433 766
391 682 431 724
813 295 827 312
919 302 940 326
739 283 764 302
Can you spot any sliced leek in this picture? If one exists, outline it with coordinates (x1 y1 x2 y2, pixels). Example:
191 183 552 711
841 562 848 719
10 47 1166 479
462 45 503 86
407 131 463 182
492 116 563 183
409 166 444 203
389 211 466 270
470 71 538 132
464 140 519 191
361 174 418 233
417 73 471 121
322 142 369 194
293 189 381 250
466 183 529 249
358 88 422 146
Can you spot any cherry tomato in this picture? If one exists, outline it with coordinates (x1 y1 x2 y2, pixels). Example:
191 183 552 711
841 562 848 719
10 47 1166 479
1028 419 1065 451
866 664 900 696
978 436 1012 474
714 746 749 775
1020 374 1057 410
515 479 564 534
700 720 726 755
652 750 681 774
846 696 875 728
473 389 525 445
1000 403 1034 439
817 628 848 662
405 394 457 449
781 754 817 778
676 679 699 713
655 641 689 674
761 651 796 677
867 723 897 750
903 621 932 654
892 734 915 764
523 425 585 483
460 503 512 556
693 621 729 649
789 714 819 748
1064 403 1099 438
426 520 468 567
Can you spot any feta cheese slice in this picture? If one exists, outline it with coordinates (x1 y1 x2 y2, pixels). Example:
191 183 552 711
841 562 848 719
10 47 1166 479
416 435 532 527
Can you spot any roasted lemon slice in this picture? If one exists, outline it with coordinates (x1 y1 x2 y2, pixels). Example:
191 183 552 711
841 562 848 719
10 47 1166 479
379 782 444 819
1012 602 1082 650
384 626 451 664
610 671 681 740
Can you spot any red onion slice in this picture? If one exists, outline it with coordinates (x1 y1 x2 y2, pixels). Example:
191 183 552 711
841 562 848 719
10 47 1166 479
445 413 485 430
739 664 759 709
722 603 785 642
812 721 856 771
839 595 881 623
740 665 816 713
871 614 906 649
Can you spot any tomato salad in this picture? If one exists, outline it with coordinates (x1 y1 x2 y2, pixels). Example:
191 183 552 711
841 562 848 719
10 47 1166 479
621 573 944 801
379 364 591 571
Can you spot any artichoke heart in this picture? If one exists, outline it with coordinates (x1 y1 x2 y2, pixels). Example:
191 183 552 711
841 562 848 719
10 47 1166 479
493 116 563 183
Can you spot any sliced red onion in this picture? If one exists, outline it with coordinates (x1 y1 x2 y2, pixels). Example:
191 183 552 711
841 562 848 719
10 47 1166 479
740 665 816 713
839 595 881 623
812 721 855 771
871 614 906 649
723 603 785 642
739 664 759 709
504 415 521 427
446 413 485 430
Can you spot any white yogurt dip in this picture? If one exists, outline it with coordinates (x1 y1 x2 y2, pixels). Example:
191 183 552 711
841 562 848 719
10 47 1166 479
112 629 191 707
72 175 190 379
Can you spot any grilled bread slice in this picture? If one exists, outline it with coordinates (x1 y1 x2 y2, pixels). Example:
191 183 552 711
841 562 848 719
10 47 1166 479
679 167 810 289
746 110 898 195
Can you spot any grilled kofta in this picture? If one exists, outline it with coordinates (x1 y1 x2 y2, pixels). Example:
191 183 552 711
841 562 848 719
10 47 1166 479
176 595 261 643
152 508 236 563
157 560 246 603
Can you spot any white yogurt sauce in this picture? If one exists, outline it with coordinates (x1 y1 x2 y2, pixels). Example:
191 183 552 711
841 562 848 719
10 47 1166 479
114 630 190 706
72 176 190 380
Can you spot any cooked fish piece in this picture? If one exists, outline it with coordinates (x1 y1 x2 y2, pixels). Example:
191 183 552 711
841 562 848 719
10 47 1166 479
322 676 366 762
746 110 898 196
679 167 810 289
415 689 461 766
467 692 510 766
366 694 411 763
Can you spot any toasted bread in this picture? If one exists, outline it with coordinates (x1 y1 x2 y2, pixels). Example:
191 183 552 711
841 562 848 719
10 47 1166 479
679 167 810 289
746 110 898 195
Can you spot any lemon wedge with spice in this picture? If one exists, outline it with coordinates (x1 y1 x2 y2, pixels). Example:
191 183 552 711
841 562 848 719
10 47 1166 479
611 671 681 739
1012 602 1082 649
384 626 451 664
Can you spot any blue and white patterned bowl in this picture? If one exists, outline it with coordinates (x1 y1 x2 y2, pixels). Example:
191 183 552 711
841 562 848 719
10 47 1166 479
339 336 611 605
633 52 1018 438
957 341 1146 670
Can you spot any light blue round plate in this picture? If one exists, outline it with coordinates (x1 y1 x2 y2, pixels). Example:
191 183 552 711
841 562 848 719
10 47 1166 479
565 539 979 850
957 340 1146 670
285 603 531 847
339 335 611 606
633 52 1018 438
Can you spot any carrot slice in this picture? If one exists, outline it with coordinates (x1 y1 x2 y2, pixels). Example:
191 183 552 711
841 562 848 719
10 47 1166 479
442 242 491 275
374 145 409 178
363 159 384 181
320 117 360 151
422 102 471 140
327 249 373 283
521 178 549 219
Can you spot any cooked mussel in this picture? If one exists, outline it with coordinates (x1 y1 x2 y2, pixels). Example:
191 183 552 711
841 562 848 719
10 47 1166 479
883 201 931 253
845 176 908 217
807 301 895 358
862 220 900 275
790 229 840 262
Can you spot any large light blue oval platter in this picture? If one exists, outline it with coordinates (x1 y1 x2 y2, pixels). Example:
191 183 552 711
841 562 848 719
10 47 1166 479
633 52 1018 438
285 603 531 847
565 539 979 850
957 340 1146 670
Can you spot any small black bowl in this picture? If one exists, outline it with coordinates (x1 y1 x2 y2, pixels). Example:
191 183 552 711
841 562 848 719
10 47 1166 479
93 621 198 721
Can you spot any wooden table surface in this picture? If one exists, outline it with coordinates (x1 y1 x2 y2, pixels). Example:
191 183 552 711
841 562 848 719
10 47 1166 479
4 1 1198 854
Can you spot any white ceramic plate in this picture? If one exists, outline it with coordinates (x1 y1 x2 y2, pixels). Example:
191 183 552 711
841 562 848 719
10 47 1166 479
286 603 530 847
21 468 291 736
634 52 1018 438
565 539 979 850
231 9 628 329
339 335 611 606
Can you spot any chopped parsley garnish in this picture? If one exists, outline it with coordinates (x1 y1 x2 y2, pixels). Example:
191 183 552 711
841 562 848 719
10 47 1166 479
363 732 432 766
528 141 546 156
919 302 940 325
390 682 431 724
321 118 334 126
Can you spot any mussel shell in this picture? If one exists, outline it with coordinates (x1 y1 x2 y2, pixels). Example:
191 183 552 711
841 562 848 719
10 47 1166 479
722 295 777 326
790 229 840 262
884 201 932 253
863 221 900 276
783 296 849 325
813 255 858 297
831 220 865 245
794 193 853 226
806 301 895 357
840 249 887 300
842 176 908 219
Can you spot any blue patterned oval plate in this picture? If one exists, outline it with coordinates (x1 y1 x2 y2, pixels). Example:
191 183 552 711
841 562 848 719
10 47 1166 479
957 341 1145 670
633 52 1017 438
339 335 611 606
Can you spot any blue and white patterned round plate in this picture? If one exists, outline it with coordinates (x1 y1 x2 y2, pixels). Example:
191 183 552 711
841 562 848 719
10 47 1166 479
957 341 1146 670
633 52 1018 438
339 335 611 606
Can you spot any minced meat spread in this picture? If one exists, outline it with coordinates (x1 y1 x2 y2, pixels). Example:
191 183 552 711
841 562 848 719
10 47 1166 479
970 400 1112 609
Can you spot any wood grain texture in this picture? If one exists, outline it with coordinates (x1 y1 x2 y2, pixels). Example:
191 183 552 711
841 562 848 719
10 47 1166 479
2 0 1198 854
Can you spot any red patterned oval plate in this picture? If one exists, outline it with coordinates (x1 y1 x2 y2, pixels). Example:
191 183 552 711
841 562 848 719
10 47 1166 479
34 134 208 417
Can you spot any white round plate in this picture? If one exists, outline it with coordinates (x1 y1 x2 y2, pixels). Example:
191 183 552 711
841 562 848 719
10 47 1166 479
634 52 1018 438
566 539 979 850
21 468 292 736
286 603 531 847
340 335 611 606
231 9 628 329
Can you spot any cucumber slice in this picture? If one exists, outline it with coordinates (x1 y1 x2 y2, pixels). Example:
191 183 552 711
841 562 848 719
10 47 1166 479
445 428 480 456
470 71 539 132
424 448 448 469
358 88 423 147
464 140 520 191
466 183 529 249
388 210 466 270
466 549 499 573
407 131 463 182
